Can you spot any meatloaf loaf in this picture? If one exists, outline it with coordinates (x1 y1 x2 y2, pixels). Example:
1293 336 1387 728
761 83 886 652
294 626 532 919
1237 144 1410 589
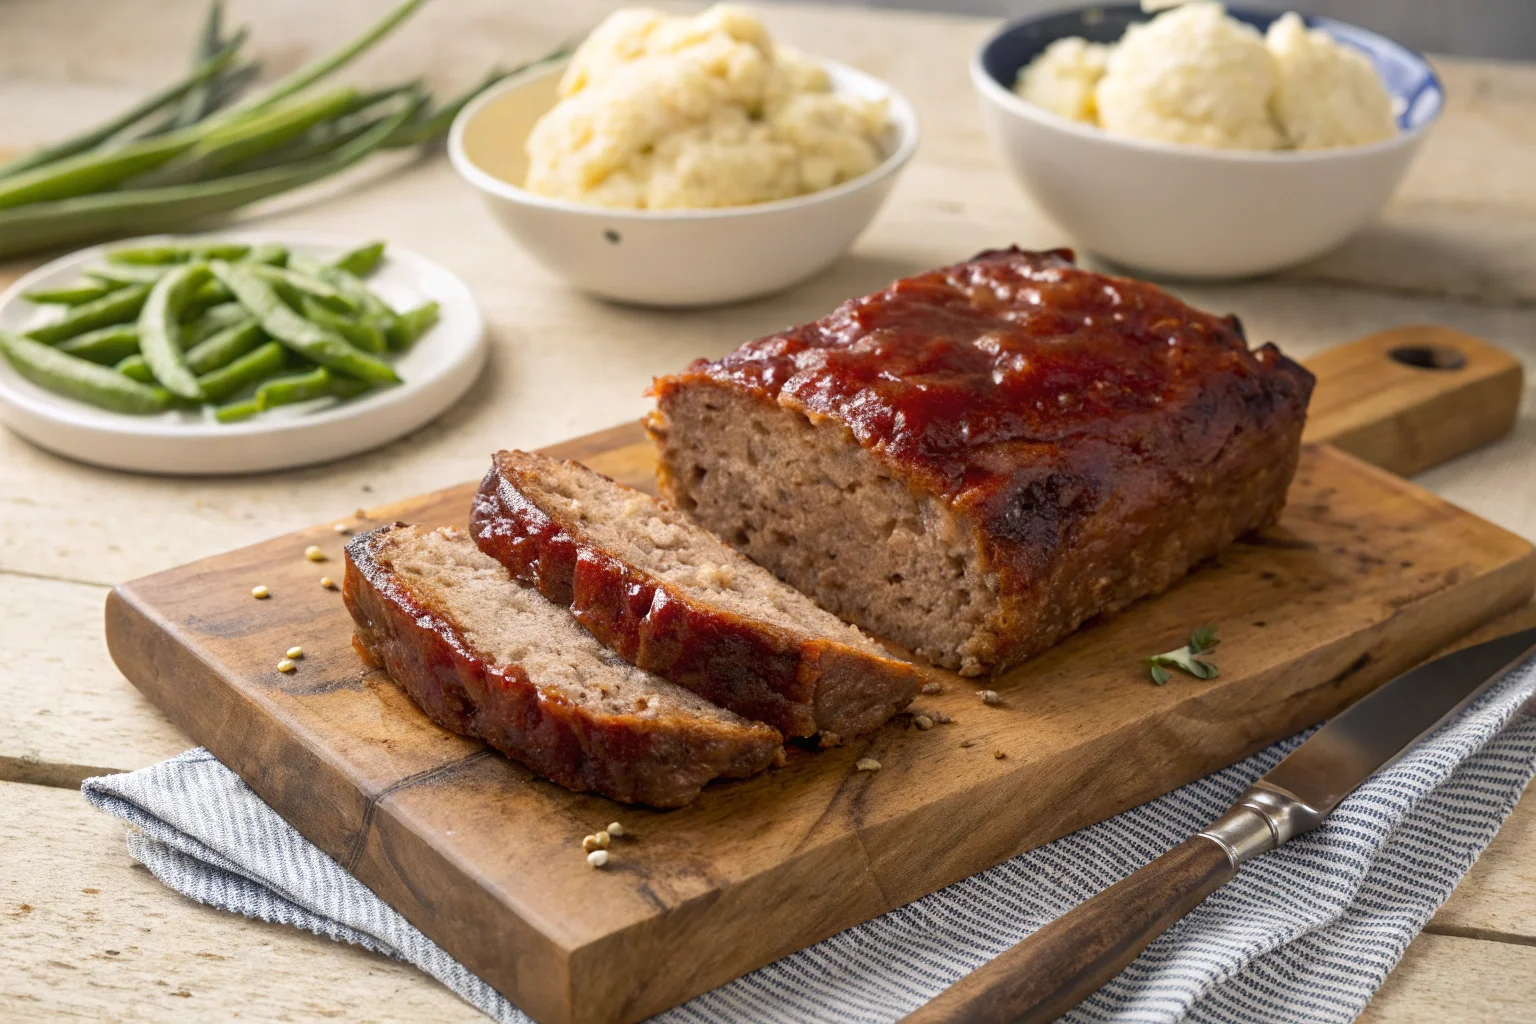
469 450 925 740
344 523 782 807
647 247 1315 676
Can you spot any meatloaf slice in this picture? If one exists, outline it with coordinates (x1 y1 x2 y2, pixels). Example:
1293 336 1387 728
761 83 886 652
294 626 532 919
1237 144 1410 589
344 523 782 807
469 450 925 740
647 247 1315 676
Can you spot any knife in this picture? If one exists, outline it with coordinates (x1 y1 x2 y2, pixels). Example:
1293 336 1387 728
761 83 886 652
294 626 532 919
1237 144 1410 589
901 623 1536 1024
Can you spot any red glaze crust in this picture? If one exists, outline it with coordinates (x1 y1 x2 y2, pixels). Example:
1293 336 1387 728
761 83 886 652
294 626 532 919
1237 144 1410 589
649 248 1316 673
343 524 782 808
469 452 925 739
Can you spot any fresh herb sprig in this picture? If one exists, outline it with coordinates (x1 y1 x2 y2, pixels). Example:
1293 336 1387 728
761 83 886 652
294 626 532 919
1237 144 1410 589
1146 624 1220 685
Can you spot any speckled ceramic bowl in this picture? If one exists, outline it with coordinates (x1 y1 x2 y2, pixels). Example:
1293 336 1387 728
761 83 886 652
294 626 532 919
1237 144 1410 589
449 59 918 307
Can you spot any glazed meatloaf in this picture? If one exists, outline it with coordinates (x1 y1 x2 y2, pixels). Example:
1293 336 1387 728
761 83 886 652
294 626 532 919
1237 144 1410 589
647 247 1315 676
344 523 782 807
470 450 925 740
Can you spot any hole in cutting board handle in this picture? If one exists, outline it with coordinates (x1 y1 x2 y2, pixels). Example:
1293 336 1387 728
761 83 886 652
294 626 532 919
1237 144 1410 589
1389 345 1467 371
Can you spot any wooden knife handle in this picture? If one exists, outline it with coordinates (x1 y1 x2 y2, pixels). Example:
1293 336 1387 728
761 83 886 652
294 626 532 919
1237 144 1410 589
899 836 1237 1024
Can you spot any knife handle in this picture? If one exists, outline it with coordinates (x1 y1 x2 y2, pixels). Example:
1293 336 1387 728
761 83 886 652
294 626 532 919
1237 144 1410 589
899 835 1237 1024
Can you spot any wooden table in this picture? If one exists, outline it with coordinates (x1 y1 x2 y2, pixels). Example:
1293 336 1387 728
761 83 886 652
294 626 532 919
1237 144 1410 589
2 2 1535 1021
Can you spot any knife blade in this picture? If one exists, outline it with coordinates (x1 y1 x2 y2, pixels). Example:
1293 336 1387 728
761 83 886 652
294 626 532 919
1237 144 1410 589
901 623 1536 1024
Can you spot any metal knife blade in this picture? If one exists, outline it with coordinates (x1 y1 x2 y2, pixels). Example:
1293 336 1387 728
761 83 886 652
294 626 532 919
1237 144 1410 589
1203 623 1536 860
901 623 1536 1024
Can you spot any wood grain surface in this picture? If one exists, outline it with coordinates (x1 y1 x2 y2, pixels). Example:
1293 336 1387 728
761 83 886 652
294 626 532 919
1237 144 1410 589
100 325 1535 1024
4 4 1536 1021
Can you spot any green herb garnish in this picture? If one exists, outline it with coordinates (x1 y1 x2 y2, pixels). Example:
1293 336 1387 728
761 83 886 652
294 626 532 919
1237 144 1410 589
1146 624 1220 684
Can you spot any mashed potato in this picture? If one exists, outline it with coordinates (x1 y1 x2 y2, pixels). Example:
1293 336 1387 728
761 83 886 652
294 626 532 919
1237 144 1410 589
1266 13 1397 149
1013 37 1111 123
1012 1 1397 152
524 6 889 210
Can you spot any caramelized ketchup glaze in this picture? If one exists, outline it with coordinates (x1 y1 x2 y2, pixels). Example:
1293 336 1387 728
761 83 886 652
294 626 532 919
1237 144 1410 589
681 248 1313 501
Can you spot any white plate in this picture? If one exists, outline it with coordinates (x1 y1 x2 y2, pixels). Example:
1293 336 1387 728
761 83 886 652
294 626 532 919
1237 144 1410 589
0 231 486 475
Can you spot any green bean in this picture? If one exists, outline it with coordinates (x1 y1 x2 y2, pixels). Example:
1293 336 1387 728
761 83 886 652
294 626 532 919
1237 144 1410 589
0 128 207 213
115 354 154 383
107 242 250 265
186 318 263 374
197 339 285 402
86 264 169 286
328 373 372 399
170 3 233 131
0 105 417 260
256 366 335 409
380 50 567 149
25 284 150 344
211 261 399 385
215 397 262 423
1 331 170 414
255 264 355 313
0 37 240 181
245 243 288 267
22 280 125 305
56 325 141 365
137 263 212 400
386 301 438 349
241 0 428 112
290 252 397 343
149 87 359 185
300 295 384 353
333 241 385 276
184 300 248 339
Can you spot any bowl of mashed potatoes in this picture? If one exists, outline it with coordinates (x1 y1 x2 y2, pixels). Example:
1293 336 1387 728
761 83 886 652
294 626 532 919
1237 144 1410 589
971 1 1443 278
450 5 917 306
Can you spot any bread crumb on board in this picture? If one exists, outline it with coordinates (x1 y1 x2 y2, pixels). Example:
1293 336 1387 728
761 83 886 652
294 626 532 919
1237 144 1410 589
855 757 881 772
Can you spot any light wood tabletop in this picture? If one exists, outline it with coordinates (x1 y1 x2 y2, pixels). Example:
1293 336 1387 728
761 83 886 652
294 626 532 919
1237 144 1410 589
2 2 1535 1021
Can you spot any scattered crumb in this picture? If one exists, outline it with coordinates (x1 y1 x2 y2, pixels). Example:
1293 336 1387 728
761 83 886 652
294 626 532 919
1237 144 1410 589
587 849 609 868
606 821 625 838
250 585 270 600
855 757 881 771
333 523 350 535
993 750 1006 759
932 712 952 725
81 888 99 894
304 545 327 562
818 732 843 749
320 577 338 590
285 646 303 660
978 689 1001 706
912 714 935 731
277 659 297 673
920 682 943 695
582 833 609 853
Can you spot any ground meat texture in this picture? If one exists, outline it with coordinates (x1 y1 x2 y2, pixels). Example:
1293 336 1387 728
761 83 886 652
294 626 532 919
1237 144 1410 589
469 450 925 739
646 247 1314 675
343 524 782 807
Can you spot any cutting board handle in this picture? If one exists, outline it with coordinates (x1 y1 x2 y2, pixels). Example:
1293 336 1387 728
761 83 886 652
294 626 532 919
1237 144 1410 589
1302 324 1524 477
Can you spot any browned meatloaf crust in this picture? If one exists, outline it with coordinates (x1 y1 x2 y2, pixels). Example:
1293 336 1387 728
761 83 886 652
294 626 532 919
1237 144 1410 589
344 523 782 807
469 450 925 740
647 247 1315 676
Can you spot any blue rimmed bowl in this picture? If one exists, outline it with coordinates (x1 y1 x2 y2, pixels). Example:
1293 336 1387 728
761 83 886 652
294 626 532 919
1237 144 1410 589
971 4 1444 278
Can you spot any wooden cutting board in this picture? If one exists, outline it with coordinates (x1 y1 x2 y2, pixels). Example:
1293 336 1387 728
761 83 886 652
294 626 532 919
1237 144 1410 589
106 325 1531 1024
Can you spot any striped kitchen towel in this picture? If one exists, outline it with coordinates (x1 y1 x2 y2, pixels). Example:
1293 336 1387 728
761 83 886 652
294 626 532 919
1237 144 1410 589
83 651 1536 1024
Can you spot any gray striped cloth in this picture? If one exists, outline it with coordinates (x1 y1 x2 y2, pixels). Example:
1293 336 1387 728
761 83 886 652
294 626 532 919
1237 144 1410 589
84 654 1536 1024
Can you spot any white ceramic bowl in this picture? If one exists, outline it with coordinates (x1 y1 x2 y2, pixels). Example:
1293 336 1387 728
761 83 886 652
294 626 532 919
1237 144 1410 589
971 5 1445 279
448 60 918 307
